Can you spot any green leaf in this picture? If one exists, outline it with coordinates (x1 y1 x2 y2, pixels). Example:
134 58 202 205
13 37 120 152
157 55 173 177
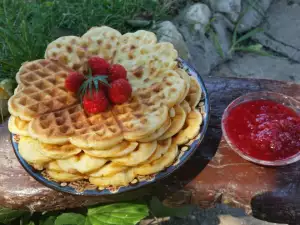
149 197 194 218
87 202 148 225
54 213 86 225
232 8 250 45
211 31 225 59
94 76 110 87
235 27 263 45
0 207 27 223
234 44 272 56
40 215 57 225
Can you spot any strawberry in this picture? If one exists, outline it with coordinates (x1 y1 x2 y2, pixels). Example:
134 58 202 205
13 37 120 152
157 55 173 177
65 72 85 92
83 89 109 114
108 79 132 104
109 64 127 82
88 57 110 76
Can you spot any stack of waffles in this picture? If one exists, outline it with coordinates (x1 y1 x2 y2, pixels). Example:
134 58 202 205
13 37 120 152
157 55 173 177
8 26 203 190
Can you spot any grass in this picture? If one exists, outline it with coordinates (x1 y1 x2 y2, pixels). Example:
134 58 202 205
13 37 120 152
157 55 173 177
0 0 173 81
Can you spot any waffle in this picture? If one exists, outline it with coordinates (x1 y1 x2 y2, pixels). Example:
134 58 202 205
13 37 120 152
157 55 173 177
159 105 186 140
9 26 206 190
180 100 191 114
46 170 84 182
174 110 203 145
135 142 178 176
147 138 172 163
56 152 107 174
44 36 87 72
83 142 138 158
28 68 185 147
8 59 78 121
139 117 171 142
8 116 29 136
81 26 121 63
18 136 52 170
186 77 202 109
111 141 157 166
89 169 135 188
176 68 191 103
39 142 81 159
89 162 127 178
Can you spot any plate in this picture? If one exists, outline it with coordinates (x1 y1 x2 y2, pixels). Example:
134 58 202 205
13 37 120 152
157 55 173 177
11 58 210 196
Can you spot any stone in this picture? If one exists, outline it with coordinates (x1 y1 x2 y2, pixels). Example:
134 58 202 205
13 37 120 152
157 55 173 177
237 0 273 33
210 53 300 83
176 13 232 76
205 0 242 22
184 3 211 34
253 0 300 62
210 13 233 58
155 21 190 60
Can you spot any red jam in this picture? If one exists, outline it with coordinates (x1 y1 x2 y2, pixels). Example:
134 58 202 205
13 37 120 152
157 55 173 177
223 100 300 161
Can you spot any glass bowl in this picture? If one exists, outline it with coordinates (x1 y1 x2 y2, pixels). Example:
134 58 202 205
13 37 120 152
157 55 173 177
221 91 300 166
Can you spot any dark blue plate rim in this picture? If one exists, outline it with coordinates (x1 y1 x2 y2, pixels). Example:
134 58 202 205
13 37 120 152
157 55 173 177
11 58 210 196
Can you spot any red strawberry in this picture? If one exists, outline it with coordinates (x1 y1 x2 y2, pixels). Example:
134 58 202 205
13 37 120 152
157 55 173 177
83 89 109 114
108 79 132 104
109 64 127 82
65 72 85 92
88 57 110 76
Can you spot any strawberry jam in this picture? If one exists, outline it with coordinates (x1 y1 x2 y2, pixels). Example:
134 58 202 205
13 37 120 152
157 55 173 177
223 100 300 161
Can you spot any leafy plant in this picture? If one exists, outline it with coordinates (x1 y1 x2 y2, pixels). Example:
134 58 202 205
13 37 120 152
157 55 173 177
0 207 28 224
229 9 270 56
205 8 271 58
0 197 194 225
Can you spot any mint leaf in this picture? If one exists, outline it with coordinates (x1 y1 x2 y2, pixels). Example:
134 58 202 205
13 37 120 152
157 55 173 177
40 215 57 225
54 213 86 225
0 207 27 223
87 202 148 225
149 197 194 218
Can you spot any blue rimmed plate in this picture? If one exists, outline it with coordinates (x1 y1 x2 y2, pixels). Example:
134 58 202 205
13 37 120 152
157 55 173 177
11 58 210 196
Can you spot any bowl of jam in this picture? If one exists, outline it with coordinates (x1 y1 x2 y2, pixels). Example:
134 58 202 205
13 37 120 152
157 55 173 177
222 91 300 166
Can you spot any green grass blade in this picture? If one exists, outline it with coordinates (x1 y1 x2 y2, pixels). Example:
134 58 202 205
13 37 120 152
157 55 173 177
235 27 263 45
212 31 225 59
234 44 272 56
232 7 250 44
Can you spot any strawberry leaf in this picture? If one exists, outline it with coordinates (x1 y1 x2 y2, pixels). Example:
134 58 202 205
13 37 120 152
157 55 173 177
93 78 99 92
94 76 110 87
78 74 109 102
88 80 93 97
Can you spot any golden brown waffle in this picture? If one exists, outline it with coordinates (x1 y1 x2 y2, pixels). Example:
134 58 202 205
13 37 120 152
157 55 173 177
8 116 30 136
8 59 78 121
159 105 186 140
186 77 202 109
28 68 184 147
81 26 121 63
174 110 203 145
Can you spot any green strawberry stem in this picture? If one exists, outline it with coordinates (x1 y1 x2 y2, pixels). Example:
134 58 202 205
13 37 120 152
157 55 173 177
78 67 110 101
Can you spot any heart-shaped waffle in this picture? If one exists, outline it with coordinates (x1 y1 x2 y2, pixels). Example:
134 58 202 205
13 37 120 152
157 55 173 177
9 26 187 149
